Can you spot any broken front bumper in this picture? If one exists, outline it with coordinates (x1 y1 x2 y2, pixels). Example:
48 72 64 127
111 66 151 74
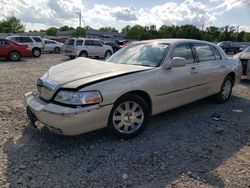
23 92 113 136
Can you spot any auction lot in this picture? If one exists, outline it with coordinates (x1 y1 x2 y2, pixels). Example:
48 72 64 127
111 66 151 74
0 54 249 187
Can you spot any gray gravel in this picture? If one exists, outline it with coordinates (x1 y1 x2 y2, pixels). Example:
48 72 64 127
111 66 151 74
0 54 249 188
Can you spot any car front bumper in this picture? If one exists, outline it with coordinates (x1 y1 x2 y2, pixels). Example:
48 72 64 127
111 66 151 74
24 92 113 135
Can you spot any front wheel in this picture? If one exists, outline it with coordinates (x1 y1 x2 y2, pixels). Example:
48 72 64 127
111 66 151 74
108 94 149 139
213 76 233 103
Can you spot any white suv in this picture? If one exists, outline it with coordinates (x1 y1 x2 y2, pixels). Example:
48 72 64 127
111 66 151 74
63 38 113 59
7 36 44 57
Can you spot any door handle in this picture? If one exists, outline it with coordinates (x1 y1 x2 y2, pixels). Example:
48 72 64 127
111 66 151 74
220 64 226 68
191 67 199 74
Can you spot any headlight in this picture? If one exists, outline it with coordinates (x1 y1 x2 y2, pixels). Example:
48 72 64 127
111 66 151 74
54 90 103 105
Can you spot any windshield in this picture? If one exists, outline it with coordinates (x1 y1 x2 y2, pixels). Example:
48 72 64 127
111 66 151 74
244 46 250 52
106 43 168 67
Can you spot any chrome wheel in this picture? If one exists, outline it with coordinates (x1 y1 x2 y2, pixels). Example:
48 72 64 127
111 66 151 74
113 101 144 134
222 79 232 100
33 49 41 57
9 51 20 61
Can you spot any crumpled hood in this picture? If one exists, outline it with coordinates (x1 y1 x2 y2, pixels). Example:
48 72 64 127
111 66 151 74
46 57 152 89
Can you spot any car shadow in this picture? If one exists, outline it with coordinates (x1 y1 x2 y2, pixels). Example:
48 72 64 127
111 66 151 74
2 95 250 187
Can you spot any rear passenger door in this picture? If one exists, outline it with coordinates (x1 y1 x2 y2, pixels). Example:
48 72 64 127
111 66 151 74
192 43 227 95
84 40 94 56
0 39 10 57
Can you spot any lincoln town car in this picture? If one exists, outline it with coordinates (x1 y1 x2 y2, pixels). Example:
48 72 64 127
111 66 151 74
24 39 242 138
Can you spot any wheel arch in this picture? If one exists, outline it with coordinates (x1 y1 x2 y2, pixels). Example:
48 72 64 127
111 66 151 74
227 72 236 86
115 90 152 115
79 50 88 56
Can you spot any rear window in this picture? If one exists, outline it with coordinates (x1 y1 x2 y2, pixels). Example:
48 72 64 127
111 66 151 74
0 39 9 45
21 37 33 43
65 39 75 45
32 37 42 42
10 37 21 43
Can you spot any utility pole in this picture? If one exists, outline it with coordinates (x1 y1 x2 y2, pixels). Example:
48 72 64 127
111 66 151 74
236 25 240 41
77 11 82 27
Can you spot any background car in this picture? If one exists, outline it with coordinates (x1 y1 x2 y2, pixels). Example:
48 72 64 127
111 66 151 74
0 38 32 61
218 41 241 54
234 45 250 79
7 36 44 57
63 38 113 59
43 39 63 54
104 41 121 52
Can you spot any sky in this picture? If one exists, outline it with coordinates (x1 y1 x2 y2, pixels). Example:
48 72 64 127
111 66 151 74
0 0 249 32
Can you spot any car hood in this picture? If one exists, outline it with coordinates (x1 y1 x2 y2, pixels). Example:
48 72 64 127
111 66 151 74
45 57 153 89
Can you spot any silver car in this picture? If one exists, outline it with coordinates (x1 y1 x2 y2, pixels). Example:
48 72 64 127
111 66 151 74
234 45 250 79
24 39 242 138
63 38 113 59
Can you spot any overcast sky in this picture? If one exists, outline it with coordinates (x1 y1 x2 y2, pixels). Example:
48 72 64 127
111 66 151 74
0 0 249 32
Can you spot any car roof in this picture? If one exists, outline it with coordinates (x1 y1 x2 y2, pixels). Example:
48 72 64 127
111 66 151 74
133 38 215 45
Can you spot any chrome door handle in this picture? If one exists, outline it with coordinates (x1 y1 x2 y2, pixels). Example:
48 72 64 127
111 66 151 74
191 67 199 74
220 65 226 68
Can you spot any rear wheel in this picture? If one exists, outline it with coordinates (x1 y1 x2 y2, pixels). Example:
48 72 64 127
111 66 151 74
9 51 21 61
54 47 61 54
108 94 149 139
79 51 88 58
32 48 41 57
213 75 233 103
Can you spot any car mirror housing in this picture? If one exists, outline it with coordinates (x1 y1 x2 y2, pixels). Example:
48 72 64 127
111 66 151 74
167 57 187 69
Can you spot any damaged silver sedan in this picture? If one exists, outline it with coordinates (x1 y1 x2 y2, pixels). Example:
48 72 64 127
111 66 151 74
24 39 242 138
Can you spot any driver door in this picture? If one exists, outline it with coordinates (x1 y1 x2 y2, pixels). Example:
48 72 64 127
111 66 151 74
158 43 207 112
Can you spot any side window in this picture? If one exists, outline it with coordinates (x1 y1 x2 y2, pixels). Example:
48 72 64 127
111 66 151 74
44 41 48 44
92 41 102 46
210 46 222 60
171 43 194 64
193 43 215 62
12 37 21 43
32 37 42 42
21 37 33 43
245 47 250 52
76 40 83 46
84 40 93 46
0 39 9 45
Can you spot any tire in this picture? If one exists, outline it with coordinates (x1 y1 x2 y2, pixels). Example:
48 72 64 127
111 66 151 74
105 50 112 59
213 75 233 103
79 51 88 58
54 47 61 54
32 48 41 57
108 94 149 139
69 56 76 59
8 51 21 61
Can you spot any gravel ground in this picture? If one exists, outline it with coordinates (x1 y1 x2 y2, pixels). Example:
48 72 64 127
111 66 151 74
0 54 249 188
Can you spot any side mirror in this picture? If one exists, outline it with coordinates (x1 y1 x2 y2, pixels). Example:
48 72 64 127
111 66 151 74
167 57 187 68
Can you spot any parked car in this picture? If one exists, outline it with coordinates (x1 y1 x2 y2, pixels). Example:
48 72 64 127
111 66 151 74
43 39 63 54
63 38 113 59
234 45 250 79
7 36 44 57
218 41 241 54
104 41 121 52
0 38 32 61
117 40 129 49
24 39 242 138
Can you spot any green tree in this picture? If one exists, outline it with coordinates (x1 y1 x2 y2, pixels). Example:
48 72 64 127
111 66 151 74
72 27 86 37
0 16 25 33
99 27 118 33
59 25 70 31
46 27 58 36
85 25 93 31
